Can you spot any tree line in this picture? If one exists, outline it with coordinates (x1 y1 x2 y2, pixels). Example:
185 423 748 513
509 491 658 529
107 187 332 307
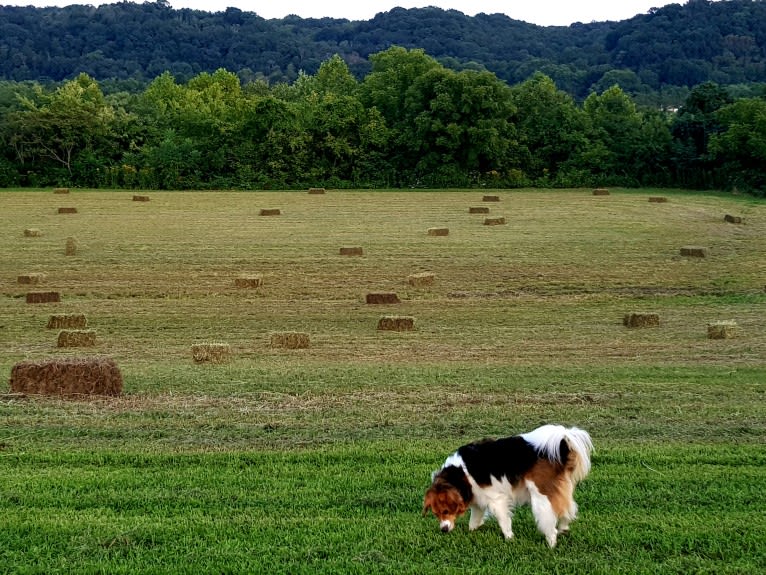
1 48 764 194
1 1 766 104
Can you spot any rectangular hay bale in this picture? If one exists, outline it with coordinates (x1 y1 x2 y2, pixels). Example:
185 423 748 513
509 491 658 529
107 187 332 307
592 188 610 196
57 329 96 348
26 291 61 304
708 321 737 339
9 357 122 396
47 314 87 329
724 214 742 224
191 343 232 364
53 188 70 194
234 275 263 288
648 196 668 203
377 315 415 331
58 207 78 214
260 208 281 216
482 195 500 202
17 273 46 285
269 332 310 349
339 246 364 256
132 195 151 202
427 227 449 236
23 228 42 237
308 187 326 194
680 246 708 258
623 313 660 328
469 206 490 214
484 217 506 226
366 292 401 304
407 272 435 287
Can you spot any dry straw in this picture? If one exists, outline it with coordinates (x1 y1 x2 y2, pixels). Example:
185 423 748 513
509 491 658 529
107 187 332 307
132 195 150 202
47 314 87 329
58 207 78 214
366 292 401 304
427 227 449 236
17 273 46 285
308 187 326 194
23 228 42 237
482 195 500 202
708 321 737 339
65 237 78 256
408 272 435 287
260 208 281 216
623 313 660 328
26 291 61 304
270 332 311 349
234 275 263 288
469 206 490 214
724 214 742 224
484 217 506 226
377 315 415 331
191 343 232 364
53 188 70 194
680 246 708 258
57 329 96 348
648 196 668 203
339 246 364 256
593 188 610 196
9 356 123 396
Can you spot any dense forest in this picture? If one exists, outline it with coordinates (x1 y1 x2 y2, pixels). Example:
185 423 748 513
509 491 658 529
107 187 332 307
1 0 766 103
1 48 764 193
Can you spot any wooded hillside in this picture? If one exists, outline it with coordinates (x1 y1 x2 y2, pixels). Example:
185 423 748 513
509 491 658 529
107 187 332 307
1 0 765 101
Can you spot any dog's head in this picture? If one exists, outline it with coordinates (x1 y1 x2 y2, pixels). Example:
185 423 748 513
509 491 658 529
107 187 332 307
422 467 472 533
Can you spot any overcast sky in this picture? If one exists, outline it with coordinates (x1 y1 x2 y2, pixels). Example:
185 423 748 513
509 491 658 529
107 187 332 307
5 1 687 27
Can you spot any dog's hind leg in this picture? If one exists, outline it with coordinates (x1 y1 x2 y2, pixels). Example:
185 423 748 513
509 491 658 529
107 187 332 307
525 480 559 548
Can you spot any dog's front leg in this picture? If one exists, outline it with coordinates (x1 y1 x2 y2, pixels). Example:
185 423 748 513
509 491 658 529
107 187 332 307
468 506 487 531
488 501 514 540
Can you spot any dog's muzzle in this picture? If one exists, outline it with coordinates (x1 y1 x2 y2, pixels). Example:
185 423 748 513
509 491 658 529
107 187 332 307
440 520 454 533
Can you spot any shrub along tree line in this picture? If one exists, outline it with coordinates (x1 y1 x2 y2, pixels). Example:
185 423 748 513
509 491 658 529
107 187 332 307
1 47 764 194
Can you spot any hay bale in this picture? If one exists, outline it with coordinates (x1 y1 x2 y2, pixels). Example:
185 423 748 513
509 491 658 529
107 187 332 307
47 314 87 329
366 292 401 304
57 207 78 214
65 237 78 256
427 227 449 236
132 195 150 202
482 195 500 202
23 228 42 237
259 208 281 216
593 188 610 196
724 214 742 224
234 275 263 288
17 273 46 285
308 187 326 194
339 246 364 256
708 321 737 340
270 332 310 349
191 343 232 364
408 272 435 287
623 313 660 328
469 206 490 214
26 291 60 304
57 329 96 348
377 315 415 331
53 188 70 194
9 356 123 396
648 196 668 203
680 246 708 258
484 217 506 226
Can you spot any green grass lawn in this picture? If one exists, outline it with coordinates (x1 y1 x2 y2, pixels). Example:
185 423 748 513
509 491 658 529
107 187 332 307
1 188 765 573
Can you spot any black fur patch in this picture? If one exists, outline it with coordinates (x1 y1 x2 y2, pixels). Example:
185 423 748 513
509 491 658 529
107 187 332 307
457 436 543 487
436 465 473 503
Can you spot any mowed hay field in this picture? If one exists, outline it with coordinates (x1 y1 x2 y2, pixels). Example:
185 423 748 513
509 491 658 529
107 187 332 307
1 189 765 574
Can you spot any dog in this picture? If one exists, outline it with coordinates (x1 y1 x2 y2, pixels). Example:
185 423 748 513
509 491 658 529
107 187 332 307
422 424 593 547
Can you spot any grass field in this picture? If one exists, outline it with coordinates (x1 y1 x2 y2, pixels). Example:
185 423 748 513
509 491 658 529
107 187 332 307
1 188 764 574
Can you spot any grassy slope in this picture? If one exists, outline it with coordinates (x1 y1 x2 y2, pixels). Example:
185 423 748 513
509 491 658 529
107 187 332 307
1 189 765 573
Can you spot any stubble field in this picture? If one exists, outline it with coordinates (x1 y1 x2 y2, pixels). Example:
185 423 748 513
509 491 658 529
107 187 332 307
1 188 764 574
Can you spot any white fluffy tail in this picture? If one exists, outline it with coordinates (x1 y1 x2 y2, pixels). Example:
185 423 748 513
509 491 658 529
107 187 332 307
521 424 593 483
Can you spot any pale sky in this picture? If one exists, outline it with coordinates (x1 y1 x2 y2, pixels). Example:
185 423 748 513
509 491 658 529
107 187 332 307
3 1 686 27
